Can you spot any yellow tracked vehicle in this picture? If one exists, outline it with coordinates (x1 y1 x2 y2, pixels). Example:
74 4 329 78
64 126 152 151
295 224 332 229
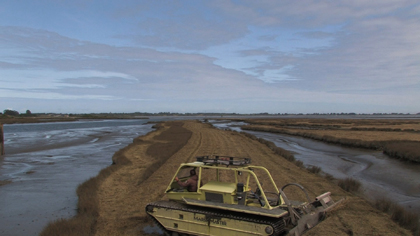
146 156 342 236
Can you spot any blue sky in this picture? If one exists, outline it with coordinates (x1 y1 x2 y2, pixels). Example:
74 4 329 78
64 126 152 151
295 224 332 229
1 0 419 114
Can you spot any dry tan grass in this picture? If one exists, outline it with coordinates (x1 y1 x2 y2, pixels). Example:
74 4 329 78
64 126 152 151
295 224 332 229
0 180 12 186
41 121 192 236
338 178 361 193
245 118 420 132
41 120 414 236
245 124 420 141
241 118 420 162
375 198 420 235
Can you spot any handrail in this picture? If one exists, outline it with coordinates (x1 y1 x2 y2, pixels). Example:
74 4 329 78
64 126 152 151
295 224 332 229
196 155 251 166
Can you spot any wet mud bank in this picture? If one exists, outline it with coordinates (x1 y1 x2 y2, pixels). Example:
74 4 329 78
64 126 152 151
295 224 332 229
248 130 420 213
45 120 414 236
9 119 414 236
0 120 154 236
242 125 420 163
212 120 420 214
40 121 192 236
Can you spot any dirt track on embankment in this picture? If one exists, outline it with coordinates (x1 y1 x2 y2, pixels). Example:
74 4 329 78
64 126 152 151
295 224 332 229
92 120 410 236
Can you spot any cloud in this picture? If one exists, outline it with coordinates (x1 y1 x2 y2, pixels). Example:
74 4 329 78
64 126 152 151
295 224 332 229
0 88 116 100
213 0 418 27
0 1 419 113
0 67 137 90
295 31 334 39
0 26 271 103
111 1 249 50
204 1 420 92
287 14 420 92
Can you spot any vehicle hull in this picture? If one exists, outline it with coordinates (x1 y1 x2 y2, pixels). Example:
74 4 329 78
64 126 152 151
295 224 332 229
146 200 286 236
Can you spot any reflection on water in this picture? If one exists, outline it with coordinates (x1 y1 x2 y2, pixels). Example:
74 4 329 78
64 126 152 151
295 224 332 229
211 120 420 215
1 118 419 235
0 119 154 236
0 116 215 236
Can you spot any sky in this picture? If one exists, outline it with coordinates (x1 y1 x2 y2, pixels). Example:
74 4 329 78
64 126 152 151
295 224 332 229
1 0 419 114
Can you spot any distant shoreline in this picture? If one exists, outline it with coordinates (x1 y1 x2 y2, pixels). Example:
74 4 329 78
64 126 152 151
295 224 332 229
2 113 419 125
39 120 415 236
0 116 149 125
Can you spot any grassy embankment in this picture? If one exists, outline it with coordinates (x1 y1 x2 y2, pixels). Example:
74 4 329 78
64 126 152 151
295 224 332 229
239 130 419 235
0 114 148 125
39 121 192 236
0 115 77 124
40 119 419 235
238 118 420 163
234 119 420 235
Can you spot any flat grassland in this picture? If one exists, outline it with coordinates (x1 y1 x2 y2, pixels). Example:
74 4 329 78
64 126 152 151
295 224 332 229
240 118 420 163
41 120 413 236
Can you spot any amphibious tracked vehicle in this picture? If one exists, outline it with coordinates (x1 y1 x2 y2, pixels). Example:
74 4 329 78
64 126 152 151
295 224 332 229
146 156 342 236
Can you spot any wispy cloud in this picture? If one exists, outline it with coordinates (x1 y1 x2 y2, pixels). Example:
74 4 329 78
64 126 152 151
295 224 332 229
0 1 419 113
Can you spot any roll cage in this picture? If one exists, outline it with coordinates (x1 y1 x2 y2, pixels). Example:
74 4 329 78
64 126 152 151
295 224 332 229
166 156 286 209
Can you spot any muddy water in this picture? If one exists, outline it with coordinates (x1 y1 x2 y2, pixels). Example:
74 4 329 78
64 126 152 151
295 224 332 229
0 116 220 236
211 121 420 214
2 118 419 235
0 119 155 236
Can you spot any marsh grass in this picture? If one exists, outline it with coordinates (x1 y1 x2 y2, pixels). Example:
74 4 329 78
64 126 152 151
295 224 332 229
40 215 96 236
40 122 192 236
374 198 420 236
241 119 420 235
294 160 304 168
383 141 420 163
374 197 394 213
337 177 361 193
242 125 420 163
0 180 12 186
307 165 321 174
324 173 335 181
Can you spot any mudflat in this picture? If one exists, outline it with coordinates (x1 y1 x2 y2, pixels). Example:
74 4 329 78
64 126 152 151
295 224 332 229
241 118 420 141
240 118 420 163
43 120 412 235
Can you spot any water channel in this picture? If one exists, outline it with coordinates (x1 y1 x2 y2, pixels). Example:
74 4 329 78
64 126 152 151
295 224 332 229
1 118 419 236
210 120 420 215
0 117 195 236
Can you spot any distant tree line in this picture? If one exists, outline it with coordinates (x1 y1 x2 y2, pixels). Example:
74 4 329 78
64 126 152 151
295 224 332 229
2 109 33 117
1 109 418 117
